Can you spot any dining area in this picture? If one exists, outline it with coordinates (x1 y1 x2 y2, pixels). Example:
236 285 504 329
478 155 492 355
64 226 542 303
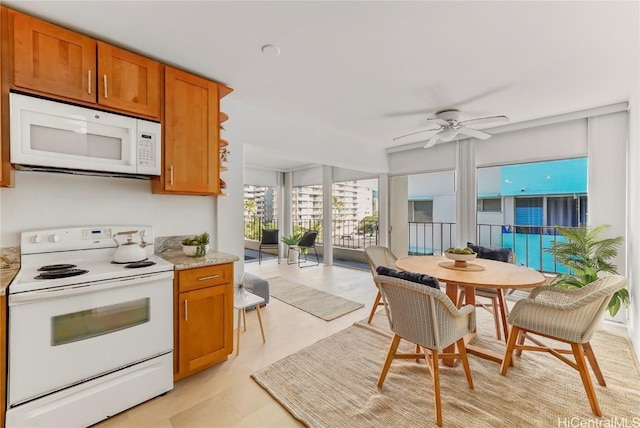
365 244 629 427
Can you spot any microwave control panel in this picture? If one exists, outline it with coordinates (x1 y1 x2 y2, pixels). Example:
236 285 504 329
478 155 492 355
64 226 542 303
137 132 157 167
135 120 161 175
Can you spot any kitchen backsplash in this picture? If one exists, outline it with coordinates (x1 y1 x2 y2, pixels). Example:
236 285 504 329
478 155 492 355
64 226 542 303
155 236 193 253
0 246 20 268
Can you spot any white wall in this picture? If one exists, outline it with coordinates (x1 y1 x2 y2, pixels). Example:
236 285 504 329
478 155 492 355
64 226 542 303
0 171 216 247
244 167 279 187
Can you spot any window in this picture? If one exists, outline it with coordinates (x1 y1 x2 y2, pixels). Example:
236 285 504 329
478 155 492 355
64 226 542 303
409 200 433 222
515 197 543 234
478 198 501 212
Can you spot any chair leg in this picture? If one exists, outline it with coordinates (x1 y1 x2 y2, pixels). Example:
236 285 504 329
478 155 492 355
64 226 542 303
377 334 401 387
500 325 521 375
497 289 510 342
583 342 606 387
429 349 443 427
457 338 474 389
515 329 526 356
258 248 262 265
490 296 502 341
572 342 602 416
367 291 381 324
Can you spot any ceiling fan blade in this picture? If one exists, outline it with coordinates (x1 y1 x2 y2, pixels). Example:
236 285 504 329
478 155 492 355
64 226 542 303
457 127 493 140
458 115 509 127
393 127 441 141
423 135 440 149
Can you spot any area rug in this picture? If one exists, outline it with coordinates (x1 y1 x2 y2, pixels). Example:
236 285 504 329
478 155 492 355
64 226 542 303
251 310 640 427
267 277 364 321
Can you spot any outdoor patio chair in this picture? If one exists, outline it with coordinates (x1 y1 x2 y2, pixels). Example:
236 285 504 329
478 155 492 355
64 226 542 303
500 274 628 417
457 243 513 341
364 246 398 323
288 230 319 267
258 229 280 264
373 274 476 427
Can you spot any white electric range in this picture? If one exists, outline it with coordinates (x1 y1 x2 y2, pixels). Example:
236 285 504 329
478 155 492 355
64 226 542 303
6 225 174 428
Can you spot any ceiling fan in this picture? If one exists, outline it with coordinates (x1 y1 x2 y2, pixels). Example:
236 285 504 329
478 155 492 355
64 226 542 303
393 109 509 149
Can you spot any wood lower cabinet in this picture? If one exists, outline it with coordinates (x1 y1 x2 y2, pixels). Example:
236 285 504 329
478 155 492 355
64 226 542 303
174 263 233 381
9 10 161 120
153 67 221 195
1 293 5 428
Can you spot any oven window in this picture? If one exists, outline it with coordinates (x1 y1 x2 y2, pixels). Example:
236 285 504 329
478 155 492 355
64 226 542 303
51 298 150 346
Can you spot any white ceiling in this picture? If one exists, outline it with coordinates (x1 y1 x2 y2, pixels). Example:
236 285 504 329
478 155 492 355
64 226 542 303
5 1 639 173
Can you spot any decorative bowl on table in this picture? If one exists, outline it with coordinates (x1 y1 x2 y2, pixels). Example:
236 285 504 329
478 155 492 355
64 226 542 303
444 249 477 267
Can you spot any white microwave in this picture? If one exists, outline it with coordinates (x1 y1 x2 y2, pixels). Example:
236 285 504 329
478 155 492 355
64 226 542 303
10 93 161 176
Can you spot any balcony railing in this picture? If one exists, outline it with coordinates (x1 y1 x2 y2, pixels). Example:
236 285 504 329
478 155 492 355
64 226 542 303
245 217 572 275
244 217 379 249
409 222 574 274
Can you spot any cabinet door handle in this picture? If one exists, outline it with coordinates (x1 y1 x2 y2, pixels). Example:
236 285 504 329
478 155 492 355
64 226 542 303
88 70 92 94
198 275 220 281
169 165 174 186
103 74 108 98
184 300 188 321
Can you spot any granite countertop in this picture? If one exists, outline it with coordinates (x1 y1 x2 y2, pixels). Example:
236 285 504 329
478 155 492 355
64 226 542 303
154 235 239 270
158 249 239 270
0 247 21 296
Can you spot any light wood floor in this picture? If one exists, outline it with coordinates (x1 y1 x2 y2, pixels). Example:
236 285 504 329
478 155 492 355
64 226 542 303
94 260 377 428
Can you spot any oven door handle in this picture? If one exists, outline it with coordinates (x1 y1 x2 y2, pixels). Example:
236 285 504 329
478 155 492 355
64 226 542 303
9 272 173 305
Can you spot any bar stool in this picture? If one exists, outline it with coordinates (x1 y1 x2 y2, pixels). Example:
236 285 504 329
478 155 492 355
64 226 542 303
234 290 266 355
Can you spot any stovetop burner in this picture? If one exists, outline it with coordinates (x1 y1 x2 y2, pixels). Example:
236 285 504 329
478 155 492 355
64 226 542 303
37 264 77 271
111 259 148 265
124 260 156 269
34 268 89 280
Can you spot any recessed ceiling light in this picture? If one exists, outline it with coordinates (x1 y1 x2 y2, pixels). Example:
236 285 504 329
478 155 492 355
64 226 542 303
261 44 281 57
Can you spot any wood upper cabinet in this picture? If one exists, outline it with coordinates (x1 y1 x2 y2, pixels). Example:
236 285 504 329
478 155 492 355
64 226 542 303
10 10 161 119
11 10 96 103
1 6 13 187
97 42 160 118
174 263 233 381
154 66 220 195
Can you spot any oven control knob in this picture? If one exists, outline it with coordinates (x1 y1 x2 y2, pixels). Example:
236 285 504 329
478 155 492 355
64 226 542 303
48 233 61 243
30 234 43 243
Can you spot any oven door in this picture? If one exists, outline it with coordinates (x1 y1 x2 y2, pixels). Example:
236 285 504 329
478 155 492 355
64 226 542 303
8 272 173 407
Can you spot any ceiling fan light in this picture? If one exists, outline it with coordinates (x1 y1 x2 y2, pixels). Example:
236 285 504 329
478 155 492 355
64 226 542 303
438 128 460 142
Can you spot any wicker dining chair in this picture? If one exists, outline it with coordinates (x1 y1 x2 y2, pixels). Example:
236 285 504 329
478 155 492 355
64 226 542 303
500 274 628 417
373 274 476 427
457 243 514 341
364 246 398 323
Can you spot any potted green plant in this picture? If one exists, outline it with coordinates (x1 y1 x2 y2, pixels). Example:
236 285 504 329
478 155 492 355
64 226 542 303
544 224 629 316
281 232 302 264
182 232 210 257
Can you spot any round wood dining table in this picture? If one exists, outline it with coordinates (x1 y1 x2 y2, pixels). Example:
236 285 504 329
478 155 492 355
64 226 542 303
395 255 545 366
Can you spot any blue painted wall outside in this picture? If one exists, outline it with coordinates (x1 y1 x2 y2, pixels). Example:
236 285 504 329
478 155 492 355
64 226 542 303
501 158 587 196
